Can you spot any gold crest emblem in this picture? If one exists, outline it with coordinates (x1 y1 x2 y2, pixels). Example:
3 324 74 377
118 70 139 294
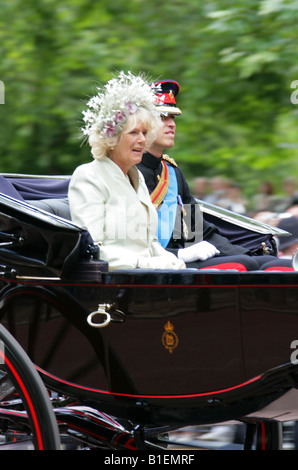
162 321 179 354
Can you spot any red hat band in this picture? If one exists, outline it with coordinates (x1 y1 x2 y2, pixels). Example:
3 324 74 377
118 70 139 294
154 91 177 106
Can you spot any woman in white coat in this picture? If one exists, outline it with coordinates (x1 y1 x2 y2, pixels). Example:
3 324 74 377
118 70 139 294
68 72 185 271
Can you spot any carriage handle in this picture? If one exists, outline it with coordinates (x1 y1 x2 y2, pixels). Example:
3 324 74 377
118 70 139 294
87 303 125 328
87 304 111 328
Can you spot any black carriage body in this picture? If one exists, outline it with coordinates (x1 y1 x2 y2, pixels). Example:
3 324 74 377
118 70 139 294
1 270 298 427
1 175 298 428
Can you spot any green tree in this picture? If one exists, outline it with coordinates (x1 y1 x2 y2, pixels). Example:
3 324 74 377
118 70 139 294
0 0 297 203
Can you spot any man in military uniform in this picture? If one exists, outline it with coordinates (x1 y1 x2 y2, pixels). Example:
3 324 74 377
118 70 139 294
137 80 293 271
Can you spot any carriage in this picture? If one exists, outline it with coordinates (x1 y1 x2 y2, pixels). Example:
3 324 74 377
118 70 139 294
1 172 298 450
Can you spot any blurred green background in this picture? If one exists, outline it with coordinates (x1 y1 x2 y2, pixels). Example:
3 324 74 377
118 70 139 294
0 0 298 208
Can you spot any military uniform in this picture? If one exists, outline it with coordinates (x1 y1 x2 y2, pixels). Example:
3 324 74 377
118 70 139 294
137 152 293 271
137 152 251 254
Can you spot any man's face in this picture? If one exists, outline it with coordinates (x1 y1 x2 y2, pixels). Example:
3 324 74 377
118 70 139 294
150 114 176 156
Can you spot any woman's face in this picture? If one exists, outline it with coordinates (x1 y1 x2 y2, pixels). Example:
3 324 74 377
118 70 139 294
110 120 148 174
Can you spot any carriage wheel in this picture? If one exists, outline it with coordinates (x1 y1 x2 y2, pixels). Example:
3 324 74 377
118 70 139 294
244 420 283 450
0 323 60 450
255 421 283 450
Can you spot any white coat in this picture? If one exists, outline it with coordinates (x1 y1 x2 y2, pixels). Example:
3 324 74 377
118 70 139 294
68 157 178 270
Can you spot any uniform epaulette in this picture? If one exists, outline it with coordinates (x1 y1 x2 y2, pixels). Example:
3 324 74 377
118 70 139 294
162 154 178 167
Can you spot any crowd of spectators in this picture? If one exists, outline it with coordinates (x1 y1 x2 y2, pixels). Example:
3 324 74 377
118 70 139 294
191 175 298 259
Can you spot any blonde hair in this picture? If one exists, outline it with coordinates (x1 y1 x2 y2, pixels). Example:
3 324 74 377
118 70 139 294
89 107 161 161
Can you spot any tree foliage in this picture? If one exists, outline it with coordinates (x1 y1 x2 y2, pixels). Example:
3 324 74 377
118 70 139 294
0 0 298 200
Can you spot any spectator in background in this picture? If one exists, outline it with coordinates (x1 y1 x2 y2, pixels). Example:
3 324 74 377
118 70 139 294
191 177 208 201
277 215 298 258
253 208 298 260
287 205 298 218
215 182 248 215
204 176 230 205
275 176 298 212
252 181 278 212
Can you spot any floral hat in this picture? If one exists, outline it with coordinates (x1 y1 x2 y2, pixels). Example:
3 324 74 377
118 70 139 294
81 71 158 138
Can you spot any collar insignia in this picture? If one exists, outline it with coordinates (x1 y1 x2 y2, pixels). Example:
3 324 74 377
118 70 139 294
162 154 178 167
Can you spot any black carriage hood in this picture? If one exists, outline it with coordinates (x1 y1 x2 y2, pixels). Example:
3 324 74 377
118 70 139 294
0 193 101 279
